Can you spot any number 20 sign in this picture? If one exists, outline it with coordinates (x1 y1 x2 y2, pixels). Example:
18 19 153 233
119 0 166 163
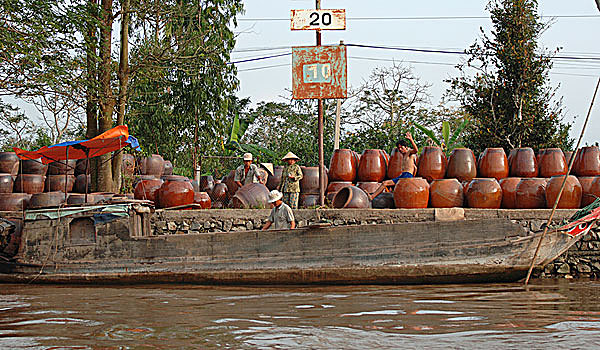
290 9 346 30
292 45 347 100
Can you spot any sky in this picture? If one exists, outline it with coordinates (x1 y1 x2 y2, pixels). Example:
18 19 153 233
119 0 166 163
231 0 600 147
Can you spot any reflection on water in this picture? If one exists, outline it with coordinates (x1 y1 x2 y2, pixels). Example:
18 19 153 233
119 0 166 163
0 280 599 349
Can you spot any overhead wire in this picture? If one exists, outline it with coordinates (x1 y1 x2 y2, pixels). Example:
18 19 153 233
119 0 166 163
237 15 600 22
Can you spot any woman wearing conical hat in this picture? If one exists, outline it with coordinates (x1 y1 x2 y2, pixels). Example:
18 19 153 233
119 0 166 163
278 152 303 209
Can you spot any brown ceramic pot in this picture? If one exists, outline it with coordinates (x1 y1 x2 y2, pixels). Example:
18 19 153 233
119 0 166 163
0 152 19 175
122 154 136 176
578 176 599 207
357 149 387 182
266 166 284 190
142 154 165 177
0 173 13 193
573 146 600 176
134 178 164 202
13 174 45 194
478 148 509 180
193 191 212 209
231 183 270 209
586 177 600 208
67 193 100 205
372 192 395 209
210 182 229 207
417 147 447 182
326 181 352 203
156 176 194 209
73 174 91 193
223 169 239 199
429 179 464 208
538 148 567 178
445 148 477 182
300 194 319 208
393 177 430 209
199 175 215 193
387 148 406 180
509 148 538 178
332 186 371 209
0 193 31 211
329 149 359 182
465 178 502 209
45 175 75 193
546 175 582 209
499 177 522 209
163 160 173 176
515 178 547 209
19 159 47 175
300 166 327 194
357 181 381 195
29 191 67 209
47 160 76 175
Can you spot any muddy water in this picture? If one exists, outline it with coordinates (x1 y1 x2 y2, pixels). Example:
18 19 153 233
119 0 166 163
0 280 599 349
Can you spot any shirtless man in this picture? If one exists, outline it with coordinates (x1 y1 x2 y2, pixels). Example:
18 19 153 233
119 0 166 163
369 132 418 200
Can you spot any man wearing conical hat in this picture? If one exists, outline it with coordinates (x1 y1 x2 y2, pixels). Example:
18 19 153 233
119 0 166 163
278 152 303 209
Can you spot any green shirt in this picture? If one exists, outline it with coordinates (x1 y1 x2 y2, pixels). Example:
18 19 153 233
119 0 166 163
267 202 295 229
279 163 303 193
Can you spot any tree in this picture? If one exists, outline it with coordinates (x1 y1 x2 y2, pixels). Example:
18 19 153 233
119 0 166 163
448 0 573 154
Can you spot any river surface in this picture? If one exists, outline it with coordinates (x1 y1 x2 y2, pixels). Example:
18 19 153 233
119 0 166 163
0 280 599 349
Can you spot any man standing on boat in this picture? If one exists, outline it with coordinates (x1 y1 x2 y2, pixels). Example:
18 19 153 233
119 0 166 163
234 153 260 188
262 190 296 230
278 152 303 209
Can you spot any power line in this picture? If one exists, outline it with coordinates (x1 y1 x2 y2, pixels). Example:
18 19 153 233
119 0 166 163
228 52 291 65
238 15 600 22
238 63 290 72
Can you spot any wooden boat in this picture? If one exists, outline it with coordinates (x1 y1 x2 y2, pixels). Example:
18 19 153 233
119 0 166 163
0 203 596 285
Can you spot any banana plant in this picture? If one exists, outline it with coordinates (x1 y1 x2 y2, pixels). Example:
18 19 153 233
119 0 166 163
413 118 470 155
225 112 276 160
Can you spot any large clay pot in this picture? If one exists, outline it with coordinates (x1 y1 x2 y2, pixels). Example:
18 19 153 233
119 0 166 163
538 148 567 178
224 170 239 199
326 181 352 203
465 178 502 209
509 148 538 178
587 177 600 207
0 193 31 211
47 160 76 175
73 174 91 193
372 192 395 209
0 173 14 193
13 174 45 194
19 159 47 175
29 192 67 209
142 154 165 177
499 177 522 209
357 182 381 195
417 147 446 182
300 194 319 208
332 186 371 209
478 148 509 180
445 148 477 182
75 159 90 176
300 166 327 194
199 175 215 193
266 166 284 191
387 148 405 180
515 178 547 209
122 154 136 176
67 193 100 205
45 175 75 193
573 146 600 176
393 177 430 209
193 192 212 209
578 176 599 207
329 149 359 182
0 152 19 175
546 175 582 209
230 183 270 209
429 179 463 208
163 160 173 176
357 149 387 182
134 178 164 202
156 177 194 208
210 182 229 208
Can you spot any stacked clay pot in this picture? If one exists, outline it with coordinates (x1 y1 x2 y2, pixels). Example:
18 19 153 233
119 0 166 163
230 183 270 209
210 182 229 208
446 148 477 182
329 149 358 182
478 148 509 180
300 166 324 195
393 177 430 209
326 181 352 203
509 148 538 177
515 178 547 209
429 179 464 208
357 149 387 182
29 192 67 209
45 160 76 193
573 146 600 176
417 147 446 182
465 178 502 209
223 169 239 199
266 166 284 191
499 177 521 209
141 154 165 177
538 148 567 178
134 178 164 203
0 152 19 176
73 174 91 193
0 193 31 211
163 160 173 176
372 192 395 209
332 186 371 209
199 175 215 193
587 177 600 208
193 192 211 209
156 175 194 208
578 176 598 207
0 173 14 193
387 148 407 180
545 175 581 209
13 174 45 194
357 182 381 196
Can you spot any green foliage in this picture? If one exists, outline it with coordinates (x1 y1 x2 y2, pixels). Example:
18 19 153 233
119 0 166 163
413 117 470 155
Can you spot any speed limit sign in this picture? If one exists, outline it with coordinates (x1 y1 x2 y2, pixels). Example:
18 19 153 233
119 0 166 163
290 9 346 30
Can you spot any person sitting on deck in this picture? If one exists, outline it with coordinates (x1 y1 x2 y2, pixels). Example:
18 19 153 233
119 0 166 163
234 153 260 188
262 190 296 230
369 131 419 200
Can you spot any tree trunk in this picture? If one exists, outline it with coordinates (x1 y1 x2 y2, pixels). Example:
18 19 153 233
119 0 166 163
86 0 99 191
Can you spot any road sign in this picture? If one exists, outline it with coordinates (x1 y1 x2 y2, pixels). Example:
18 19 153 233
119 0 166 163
290 9 346 30
292 45 347 100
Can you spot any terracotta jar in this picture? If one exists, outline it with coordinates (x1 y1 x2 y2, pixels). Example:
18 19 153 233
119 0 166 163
417 147 447 182
73 174 91 193
326 181 352 203
224 169 239 198
142 154 165 177
357 181 381 196
75 159 90 176
47 160 76 175
515 178 547 209
546 175 582 209
478 148 509 180
300 194 319 208
122 154 136 176
134 178 164 202
509 148 538 177
372 192 395 209
210 182 229 208
67 193 100 205
0 173 13 193
538 148 567 178
578 176 599 207
0 193 31 211
0 152 19 175
393 177 430 209
564 151 574 166
19 159 47 175
199 175 215 193
573 146 600 176
329 149 359 182
586 177 600 208
231 183 270 209
499 177 522 209
45 175 75 193
429 179 464 208
445 148 477 182
156 176 194 208
357 149 388 182
266 166 284 190
29 192 67 209
332 186 371 209
13 174 45 194
465 178 502 209
163 160 173 176
193 192 212 209
387 148 406 180
300 166 327 194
